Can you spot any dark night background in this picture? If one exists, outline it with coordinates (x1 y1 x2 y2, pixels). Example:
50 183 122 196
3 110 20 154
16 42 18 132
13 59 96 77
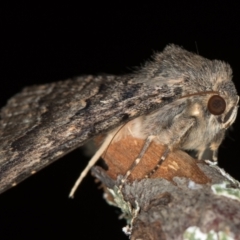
1 2 240 240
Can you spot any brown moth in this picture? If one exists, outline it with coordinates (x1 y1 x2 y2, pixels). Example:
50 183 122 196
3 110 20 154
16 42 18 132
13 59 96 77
0 44 238 196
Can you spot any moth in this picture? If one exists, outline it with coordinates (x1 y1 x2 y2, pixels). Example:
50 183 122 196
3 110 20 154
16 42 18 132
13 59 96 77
0 44 238 196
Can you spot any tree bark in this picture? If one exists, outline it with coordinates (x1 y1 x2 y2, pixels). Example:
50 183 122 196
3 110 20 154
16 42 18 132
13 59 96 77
92 136 240 240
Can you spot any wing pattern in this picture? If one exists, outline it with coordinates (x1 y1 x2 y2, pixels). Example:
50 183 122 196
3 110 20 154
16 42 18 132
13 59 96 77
0 74 179 193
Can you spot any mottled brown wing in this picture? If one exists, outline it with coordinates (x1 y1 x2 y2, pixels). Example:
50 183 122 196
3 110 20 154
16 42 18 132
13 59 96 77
0 74 179 194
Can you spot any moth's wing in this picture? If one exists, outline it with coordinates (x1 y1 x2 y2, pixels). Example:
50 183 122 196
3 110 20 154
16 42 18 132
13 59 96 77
0 75 180 194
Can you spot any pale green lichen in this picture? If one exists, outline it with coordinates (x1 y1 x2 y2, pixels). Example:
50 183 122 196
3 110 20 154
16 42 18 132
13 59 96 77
211 181 240 202
205 160 240 188
184 226 234 240
105 186 140 235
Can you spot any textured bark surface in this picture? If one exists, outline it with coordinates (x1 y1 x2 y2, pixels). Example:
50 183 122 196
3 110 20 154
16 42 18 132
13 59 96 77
92 136 240 239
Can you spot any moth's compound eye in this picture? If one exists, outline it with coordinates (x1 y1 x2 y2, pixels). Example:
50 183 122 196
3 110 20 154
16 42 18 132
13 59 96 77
208 95 226 115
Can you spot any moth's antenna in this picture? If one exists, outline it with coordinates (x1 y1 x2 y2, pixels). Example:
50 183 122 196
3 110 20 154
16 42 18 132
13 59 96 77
102 122 128 159
69 127 121 198
180 91 219 99
195 41 199 54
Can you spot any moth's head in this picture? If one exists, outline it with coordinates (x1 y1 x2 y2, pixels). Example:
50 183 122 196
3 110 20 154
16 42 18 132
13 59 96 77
181 54 239 130
136 44 239 129
209 93 239 130
187 92 239 132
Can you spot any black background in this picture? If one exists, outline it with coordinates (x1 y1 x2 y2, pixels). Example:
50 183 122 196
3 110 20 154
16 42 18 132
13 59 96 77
1 2 240 240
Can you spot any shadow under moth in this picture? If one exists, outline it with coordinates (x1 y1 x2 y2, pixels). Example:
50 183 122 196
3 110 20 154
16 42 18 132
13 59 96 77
0 44 238 197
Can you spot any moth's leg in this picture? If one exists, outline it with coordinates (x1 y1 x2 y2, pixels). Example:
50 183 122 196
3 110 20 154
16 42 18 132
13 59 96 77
210 130 226 162
197 148 213 161
145 117 196 178
197 129 226 162
118 135 156 191
69 127 121 198
144 147 169 178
